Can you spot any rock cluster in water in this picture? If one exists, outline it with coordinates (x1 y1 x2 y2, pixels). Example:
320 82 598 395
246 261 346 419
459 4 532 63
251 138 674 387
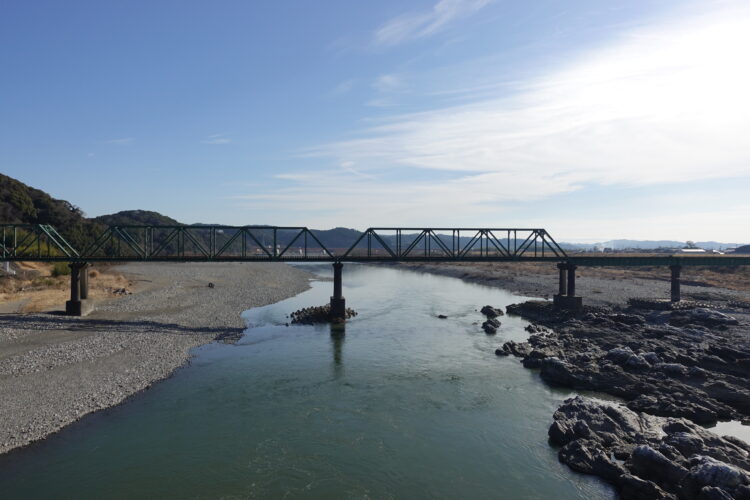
290 304 358 325
498 299 750 498
480 305 503 334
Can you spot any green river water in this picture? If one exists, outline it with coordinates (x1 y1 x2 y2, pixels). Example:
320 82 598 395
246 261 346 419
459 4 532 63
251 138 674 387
0 264 614 499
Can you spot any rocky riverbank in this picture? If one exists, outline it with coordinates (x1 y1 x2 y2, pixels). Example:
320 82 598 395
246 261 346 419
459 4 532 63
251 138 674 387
498 299 750 499
0 262 312 454
550 396 750 499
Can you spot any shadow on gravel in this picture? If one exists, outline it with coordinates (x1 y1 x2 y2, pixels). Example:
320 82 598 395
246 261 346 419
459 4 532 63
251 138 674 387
0 313 244 341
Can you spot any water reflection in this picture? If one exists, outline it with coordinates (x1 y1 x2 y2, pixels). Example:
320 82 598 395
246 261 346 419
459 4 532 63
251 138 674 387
330 323 345 378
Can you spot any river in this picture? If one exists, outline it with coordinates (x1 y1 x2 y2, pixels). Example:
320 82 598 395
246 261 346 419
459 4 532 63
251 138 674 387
0 264 614 499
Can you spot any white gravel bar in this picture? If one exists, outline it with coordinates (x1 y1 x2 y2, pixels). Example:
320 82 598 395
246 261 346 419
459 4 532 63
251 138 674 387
0 262 312 454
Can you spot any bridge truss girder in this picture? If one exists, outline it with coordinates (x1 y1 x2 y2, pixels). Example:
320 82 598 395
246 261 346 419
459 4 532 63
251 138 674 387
0 224 565 262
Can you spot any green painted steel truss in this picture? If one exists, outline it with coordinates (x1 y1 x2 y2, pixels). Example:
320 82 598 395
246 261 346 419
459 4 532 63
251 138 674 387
1 225 565 262
2 224 749 266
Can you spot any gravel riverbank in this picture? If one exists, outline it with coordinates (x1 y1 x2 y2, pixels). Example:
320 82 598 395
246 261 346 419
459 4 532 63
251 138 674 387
390 262 750 306
0 262 312 454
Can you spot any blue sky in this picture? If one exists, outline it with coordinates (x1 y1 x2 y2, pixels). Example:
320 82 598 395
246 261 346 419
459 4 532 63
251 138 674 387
2 0 749 242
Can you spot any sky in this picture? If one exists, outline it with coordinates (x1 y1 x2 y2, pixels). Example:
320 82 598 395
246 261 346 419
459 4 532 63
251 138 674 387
1 0 749 242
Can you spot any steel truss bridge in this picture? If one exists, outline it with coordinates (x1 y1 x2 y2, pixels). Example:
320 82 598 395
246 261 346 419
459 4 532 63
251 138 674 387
3 224 750 266
1 225 569 262
3 224 749 316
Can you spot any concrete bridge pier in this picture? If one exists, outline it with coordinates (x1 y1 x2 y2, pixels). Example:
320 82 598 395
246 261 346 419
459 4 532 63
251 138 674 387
553 262 583 311
330 261 346 321
557 262 568 296
670 265 682 302
66 262 94 316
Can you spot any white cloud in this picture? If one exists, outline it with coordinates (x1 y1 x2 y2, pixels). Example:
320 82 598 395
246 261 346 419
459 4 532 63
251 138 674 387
374 0 492 47
319 4 750 186
239 3 750 239
202 134 232 145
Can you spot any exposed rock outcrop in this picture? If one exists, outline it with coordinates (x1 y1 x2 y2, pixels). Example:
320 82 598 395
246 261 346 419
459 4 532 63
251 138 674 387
550 397 750 500
500 301 750 424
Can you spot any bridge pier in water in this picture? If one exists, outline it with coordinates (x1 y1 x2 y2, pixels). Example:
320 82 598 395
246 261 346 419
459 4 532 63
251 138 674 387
330 262 346 321
553 262 583 311
66 262 94 316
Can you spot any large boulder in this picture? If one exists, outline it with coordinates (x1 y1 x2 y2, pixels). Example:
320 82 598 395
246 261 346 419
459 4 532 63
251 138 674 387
480 305 504 318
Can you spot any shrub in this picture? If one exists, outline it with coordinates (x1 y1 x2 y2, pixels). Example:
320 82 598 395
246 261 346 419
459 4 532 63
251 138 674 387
51 262 71 277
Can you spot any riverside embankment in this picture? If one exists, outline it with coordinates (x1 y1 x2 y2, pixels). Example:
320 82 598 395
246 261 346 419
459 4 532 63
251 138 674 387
0 262 312 454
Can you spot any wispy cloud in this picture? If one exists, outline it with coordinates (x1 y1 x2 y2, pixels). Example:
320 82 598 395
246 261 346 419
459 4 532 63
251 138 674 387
331 79 356 96
250 3 750 237
373 0 492 47
321 5 750 184
202 134 232 145
372 74 403 93
105 137 134 144
367 74 408 107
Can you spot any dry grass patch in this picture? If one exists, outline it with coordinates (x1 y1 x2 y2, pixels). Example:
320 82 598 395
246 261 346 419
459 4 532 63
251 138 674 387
0 263 131 313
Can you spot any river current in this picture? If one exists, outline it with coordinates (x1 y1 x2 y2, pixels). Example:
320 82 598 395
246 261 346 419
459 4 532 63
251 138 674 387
0 264 614 499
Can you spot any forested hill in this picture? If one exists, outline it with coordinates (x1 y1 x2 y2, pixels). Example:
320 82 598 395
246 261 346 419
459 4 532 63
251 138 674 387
93 210 180 226
0 173 103 248
0 174 369 251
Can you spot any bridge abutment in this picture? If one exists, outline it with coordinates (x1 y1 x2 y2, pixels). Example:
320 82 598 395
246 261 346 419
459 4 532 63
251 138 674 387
66 262 93 316
553 262 583 311
330 262 346 321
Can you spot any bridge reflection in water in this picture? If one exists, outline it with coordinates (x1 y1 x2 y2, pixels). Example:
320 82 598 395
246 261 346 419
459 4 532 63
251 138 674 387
2 224 749 317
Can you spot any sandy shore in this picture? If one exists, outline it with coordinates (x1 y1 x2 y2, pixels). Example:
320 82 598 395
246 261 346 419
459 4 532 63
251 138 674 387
0 262 312 454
